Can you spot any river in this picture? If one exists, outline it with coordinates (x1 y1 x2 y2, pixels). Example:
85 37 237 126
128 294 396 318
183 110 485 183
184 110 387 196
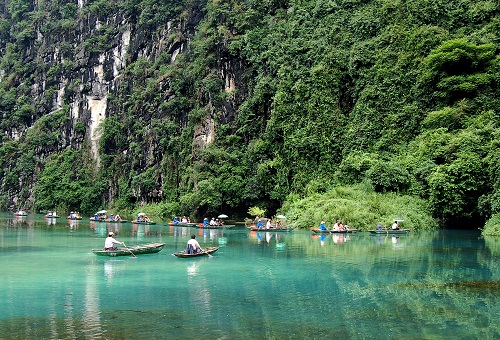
0 213 498 339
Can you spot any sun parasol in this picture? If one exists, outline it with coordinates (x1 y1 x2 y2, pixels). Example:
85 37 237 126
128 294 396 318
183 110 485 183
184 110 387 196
276 214 286 219
138 212 146 216
96 210 107 214
218 214 228 219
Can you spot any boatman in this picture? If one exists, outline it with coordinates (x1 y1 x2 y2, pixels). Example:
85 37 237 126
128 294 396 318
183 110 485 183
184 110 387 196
392 221 400 230
186 235 203 254
105 232 124 250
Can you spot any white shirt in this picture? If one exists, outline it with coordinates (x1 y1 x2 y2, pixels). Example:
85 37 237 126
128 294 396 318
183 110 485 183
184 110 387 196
187 238 201 251
105 237 121 248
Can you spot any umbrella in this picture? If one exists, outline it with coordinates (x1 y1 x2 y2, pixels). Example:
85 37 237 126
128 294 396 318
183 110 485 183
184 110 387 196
96 210 107 214
218 214 228 219
138 212 146 216
394 217 404 222
276 214 286 219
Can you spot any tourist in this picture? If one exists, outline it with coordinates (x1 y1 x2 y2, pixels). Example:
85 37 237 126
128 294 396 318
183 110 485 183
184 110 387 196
319 221 327 231
203 217 209 227
256 219 265 229
266 219 272 229
104 232 124 250
186 235 203 254
392 221 400 230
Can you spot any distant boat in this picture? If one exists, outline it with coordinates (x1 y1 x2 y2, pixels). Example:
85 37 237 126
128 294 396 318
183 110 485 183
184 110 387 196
369 229 410 235
248 226 293 232
14 211 28 216
311 228 357 234
92 243 165 257
172 247 219 258
132 220 156 225
196 224 235 229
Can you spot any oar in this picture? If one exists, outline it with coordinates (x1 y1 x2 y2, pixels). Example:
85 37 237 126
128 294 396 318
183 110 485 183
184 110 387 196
122 242 137 257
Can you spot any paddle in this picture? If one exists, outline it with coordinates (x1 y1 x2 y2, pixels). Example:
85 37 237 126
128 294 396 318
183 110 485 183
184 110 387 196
122 242 137 258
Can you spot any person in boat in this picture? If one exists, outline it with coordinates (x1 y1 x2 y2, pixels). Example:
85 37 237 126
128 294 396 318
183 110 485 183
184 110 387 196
266 219 272 230
319 221 327 231
332 221 339 231
276 220 283 229
256 219 265 229
210 218 217 226
104 232 124 250
181 216 188 223
186 234 203 254
338 221 345 231
173 216 179 224
376 223 384 230
203 217 209 227
109 214 114 221
114 214 121 221
392 221 400 230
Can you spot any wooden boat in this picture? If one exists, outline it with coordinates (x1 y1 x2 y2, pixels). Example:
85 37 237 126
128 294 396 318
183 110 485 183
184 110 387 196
248 227 293 232
14 212 28 216
196 224 235 229
369 229 410 235
92 242 165 257
311 228 358 234
90 217 128 223
132 220 156 225
46 215 61 218
168 222 198 226
172 247 219 258
68 216 82 220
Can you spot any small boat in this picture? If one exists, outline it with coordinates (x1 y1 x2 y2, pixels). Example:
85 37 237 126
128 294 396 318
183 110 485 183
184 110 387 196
172 247 219 258
14 211 28 216
90 217 128 223
196 224 235 229
369 229 410 235
311 228 358 234
132 220 156 225
248 227 293 232
68 216 82 220
46 215 60 218
168 222 198 226
92 242 165 257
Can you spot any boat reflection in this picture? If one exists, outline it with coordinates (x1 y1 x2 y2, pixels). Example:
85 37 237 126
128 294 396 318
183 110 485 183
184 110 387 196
46 217 57 225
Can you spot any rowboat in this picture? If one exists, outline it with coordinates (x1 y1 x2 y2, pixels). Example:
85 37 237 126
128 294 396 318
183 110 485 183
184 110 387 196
196 224 235 229
132 220 156 225
90 217 128 223
248 227 293 232
311 228 358 234
92 242 165 256
68 216 82 220
369 229 410 235
172 247 219 258
168 222 198 226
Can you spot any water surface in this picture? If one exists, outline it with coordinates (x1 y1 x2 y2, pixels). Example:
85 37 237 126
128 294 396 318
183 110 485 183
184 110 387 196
0 214 498 339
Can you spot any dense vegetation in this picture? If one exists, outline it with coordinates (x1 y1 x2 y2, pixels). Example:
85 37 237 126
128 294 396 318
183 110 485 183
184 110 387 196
0 0 499 234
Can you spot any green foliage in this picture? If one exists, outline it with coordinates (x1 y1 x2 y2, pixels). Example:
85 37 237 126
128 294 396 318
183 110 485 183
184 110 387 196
283 184 436 231
366 160 411 193
33 150 104 214
482 214 500 236
248 206 265 218
0 0 499 231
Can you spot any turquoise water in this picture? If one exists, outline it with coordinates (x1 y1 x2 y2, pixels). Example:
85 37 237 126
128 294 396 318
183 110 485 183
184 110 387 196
0 214 498 339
